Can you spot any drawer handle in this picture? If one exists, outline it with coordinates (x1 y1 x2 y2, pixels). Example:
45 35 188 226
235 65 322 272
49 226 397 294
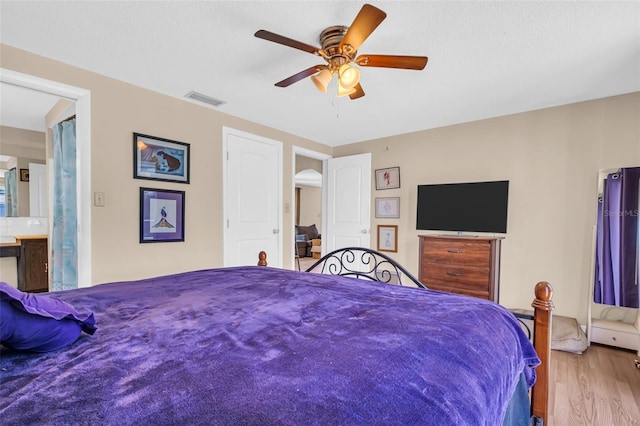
447 249 463 253
446 271 463 277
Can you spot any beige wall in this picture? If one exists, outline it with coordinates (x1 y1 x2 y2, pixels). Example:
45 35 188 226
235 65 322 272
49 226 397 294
0 125 46 159
295 156 323 233
1 44 331 285
3 43 638 325
297 185 322 233
334 92 640 324
295 156 323 174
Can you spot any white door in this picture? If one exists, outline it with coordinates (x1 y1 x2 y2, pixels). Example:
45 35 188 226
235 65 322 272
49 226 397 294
28 163 47 217
223 128 282 267
324 153 371 252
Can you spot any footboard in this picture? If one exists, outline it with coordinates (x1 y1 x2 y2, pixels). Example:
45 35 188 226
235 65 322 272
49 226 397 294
303 247 426 288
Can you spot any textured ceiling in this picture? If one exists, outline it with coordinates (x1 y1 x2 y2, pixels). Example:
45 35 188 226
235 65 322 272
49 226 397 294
1 1 639 145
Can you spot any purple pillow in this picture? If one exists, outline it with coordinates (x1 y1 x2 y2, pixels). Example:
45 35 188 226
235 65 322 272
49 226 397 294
0 282 96 352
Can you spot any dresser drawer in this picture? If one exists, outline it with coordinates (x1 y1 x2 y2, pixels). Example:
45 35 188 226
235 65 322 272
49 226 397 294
425 281 489 300
421 263 491 293
422 239 490 269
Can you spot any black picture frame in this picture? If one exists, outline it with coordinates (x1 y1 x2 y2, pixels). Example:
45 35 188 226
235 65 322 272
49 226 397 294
133 133 190 184
140 187 185 243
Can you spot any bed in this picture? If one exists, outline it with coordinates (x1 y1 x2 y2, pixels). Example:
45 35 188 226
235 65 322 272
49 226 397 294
1 248 553 425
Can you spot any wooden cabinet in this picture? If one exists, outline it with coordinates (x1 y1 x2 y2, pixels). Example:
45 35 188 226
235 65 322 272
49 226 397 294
418 235 502 302
17 237 48 293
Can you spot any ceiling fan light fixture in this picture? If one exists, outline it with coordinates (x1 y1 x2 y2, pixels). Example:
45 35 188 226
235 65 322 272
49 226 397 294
337 80 356 97
255 4 427 101
338 64 360 89
311 68 332 93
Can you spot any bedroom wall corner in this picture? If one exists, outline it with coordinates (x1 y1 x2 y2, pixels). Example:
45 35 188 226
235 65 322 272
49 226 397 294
333 92 640 324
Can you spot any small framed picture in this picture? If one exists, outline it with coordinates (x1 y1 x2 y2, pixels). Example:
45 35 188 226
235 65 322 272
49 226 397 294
377 225 398 253
134 133 190 184
140 187 185 243
19 169 30 182
375 166 400 190
375 197 400 218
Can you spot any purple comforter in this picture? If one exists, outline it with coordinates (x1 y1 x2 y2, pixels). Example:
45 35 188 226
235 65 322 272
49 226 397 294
0 266 539 425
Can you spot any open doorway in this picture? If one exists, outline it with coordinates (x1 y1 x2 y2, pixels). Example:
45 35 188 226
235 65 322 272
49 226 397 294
292 147 331 271
0 68 92 287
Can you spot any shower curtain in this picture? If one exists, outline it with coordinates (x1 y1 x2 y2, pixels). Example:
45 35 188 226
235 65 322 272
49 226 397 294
4 168 18 216
51 118 78 291
594 167 640 308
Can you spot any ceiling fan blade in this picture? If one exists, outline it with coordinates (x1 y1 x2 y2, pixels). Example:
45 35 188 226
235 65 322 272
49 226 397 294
255 30 319 54
349 83 365 100
275 65 325 87
340 4 387 51
356 54 428 70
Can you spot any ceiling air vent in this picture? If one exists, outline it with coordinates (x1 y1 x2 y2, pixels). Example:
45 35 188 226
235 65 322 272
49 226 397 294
185 91 226 107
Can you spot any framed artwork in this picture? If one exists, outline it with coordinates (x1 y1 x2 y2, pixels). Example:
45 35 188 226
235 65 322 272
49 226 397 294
375 166 400 190
133 133 190 183
140 187 185 243
375 197 400 218
19 168 29 182
377 225 398 253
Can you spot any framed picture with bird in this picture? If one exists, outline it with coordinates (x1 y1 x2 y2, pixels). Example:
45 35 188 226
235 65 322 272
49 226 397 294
139 187 185 243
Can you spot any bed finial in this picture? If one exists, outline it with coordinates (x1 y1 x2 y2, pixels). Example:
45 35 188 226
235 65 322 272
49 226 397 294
258 251 267 266
533 281 554 310
530 281 554 423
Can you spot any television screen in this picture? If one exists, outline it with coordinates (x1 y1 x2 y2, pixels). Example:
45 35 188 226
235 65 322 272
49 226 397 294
416 180 509 233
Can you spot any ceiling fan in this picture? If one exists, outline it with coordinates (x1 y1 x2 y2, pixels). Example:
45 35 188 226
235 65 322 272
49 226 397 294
254 3 428 100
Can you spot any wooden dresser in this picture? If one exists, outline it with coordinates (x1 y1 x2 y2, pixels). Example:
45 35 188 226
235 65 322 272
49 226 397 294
418 235 503 302
17 236 49 293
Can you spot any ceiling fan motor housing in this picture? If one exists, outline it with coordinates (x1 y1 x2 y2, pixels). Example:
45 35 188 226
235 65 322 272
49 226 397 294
319 26 356 69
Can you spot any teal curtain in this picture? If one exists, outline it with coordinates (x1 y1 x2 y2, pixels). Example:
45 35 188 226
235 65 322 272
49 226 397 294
5 168 18 216
51 118 78 291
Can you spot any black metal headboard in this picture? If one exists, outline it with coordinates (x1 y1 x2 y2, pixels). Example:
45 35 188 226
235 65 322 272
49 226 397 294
305 247 425 288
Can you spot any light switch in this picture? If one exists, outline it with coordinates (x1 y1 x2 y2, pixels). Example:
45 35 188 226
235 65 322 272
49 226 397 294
94 192 105 207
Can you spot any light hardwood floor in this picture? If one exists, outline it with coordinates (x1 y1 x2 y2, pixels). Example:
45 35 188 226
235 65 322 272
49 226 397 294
549 344 640 426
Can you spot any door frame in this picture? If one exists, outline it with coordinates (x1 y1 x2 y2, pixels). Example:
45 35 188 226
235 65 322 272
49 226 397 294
292 146 331 265
0 68 92 287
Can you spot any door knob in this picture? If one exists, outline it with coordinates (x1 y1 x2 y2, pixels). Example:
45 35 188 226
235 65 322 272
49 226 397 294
272 229 279 234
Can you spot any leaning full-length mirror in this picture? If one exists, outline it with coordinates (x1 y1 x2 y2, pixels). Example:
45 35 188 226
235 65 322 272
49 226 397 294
593 166 640 309
589 166 640 354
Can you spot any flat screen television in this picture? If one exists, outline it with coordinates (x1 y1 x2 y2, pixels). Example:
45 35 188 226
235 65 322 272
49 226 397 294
416 180 509 234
